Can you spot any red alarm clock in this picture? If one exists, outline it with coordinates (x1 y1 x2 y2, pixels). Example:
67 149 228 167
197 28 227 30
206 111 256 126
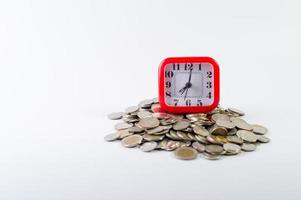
158 57 220 113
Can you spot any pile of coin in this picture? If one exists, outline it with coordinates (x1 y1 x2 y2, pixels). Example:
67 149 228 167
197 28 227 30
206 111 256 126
105 98 270 160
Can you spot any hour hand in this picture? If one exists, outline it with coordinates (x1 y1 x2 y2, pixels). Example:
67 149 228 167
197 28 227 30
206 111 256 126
179 85 188 95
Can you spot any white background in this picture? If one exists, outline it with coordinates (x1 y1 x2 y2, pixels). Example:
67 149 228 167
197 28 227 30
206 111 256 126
0 0 301 200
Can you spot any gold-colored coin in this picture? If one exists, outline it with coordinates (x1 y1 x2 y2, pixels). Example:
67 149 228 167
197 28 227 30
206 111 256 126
174 147 198 160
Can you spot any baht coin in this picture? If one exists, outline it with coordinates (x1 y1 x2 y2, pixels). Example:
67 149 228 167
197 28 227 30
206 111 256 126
205 144 224 154
193 125 209 137
137 110 153 119
192 142 205 152
227 107 245 116
241 143 256 152
223 143 241 154
125 106 139 114
226 135 243 144
104 132 120 142
237 130 257 142
174 147 198 160
140 141 158 152
121 135 143 148
256 135 270 143
216 120 235 129
203 152 222 160
108 112 124 120
114 122 133 130
138 117 160 129
252 124 268 135
173 121 190 130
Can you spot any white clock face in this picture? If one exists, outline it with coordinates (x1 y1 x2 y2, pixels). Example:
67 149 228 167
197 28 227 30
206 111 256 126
164 62 214 107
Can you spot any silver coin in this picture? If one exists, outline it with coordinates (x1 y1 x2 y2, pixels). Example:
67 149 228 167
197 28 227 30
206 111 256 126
202 152 222 160
104 132 120 142
227 107 245 116
176 131 190 141
216 119 235 129
128 126 144 133
205 144 224 154
193 125 209 137
138 99 154 108
121 135 143 148
174 147 198 160
211 113 230 122
138 117 160 129
140 141 158 152
227 128 238 136
237 130 257 142
147 126 165 134
137 110 153 119
114 122 133 130
252 124 268 135
231 117 253 131
108 112 124 120
125 106 139 114
257 135 270 143
195 135 210 144
226 135 243 144
172 121 190 130
118 129 133 139
192 142 205 152
223 143 241 154
241 143 256 151
206 135 222 145
143 134 165 142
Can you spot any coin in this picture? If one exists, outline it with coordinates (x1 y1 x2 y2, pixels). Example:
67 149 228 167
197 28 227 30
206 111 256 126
104 133 120 142
193 125 209 137
231 117 253 131
174 147 198 160
106 101 269 160
128 126 144 133
237 130 257 142
138 99 154 108
137 110 153 119
252 125 268 135
121 135 143 148
216 120 235 129
173 121 190 130
226 135 243 144
147 126 165 134
118 129 133 139
114 122 133 130
209 125 228 135
211 113 230 122
125 106 139 114
203 152 222 160
257 135 270 143
138 117 160 129
108 112 124 120
241 143 256 151
143 134 165 141
140 141 158 152
205 145 224 154
223 143 241 154
192 142 205 152
227 107 245 116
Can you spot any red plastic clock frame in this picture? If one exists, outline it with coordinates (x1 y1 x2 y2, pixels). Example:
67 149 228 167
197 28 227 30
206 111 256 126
158 57 220 113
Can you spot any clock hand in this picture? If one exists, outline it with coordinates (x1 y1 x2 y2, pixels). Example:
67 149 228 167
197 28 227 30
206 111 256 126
184 67 193 99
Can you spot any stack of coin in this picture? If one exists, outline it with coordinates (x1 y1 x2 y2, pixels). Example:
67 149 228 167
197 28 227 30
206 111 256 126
105 98 270 160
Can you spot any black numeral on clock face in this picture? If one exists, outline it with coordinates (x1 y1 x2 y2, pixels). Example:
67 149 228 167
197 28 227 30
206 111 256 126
184 63 193 70
207 71 212 78
197 99 203 106
174 99 179 106
166 91 171 97
173 64 180 70
206 82 212 88
166 81 171 88
165 71 174 78
207 92 212 99
185 99 191 106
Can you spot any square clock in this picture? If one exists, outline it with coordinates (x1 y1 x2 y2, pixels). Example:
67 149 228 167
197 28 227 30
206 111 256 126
158 57 220 113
